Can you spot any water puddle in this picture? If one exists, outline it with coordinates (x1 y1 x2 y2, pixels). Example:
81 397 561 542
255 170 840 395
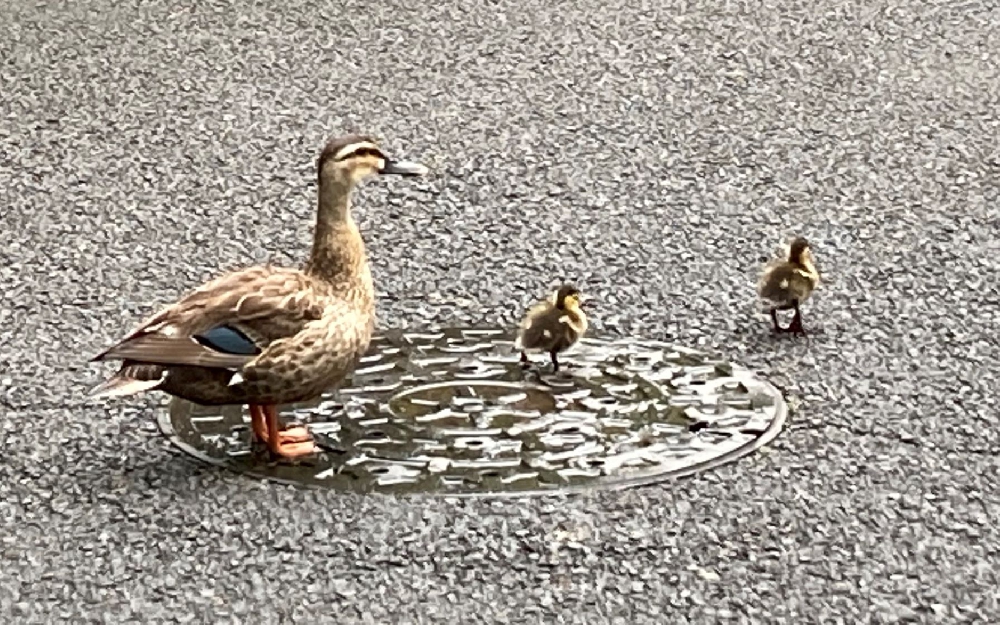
160 327 787 497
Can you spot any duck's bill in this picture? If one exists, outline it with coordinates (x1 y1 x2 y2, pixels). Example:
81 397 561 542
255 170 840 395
380 159 428 176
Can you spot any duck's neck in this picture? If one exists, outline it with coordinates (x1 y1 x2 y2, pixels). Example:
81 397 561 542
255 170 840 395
802 257 817 275
304 177 372 301
793 255 820 284
561 305 589 335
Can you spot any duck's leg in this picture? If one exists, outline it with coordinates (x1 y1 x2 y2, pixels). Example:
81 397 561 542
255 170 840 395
263 404 317 459
520 351 531 369
249 404 269 443
769 308 786 334
249 404 311 445
787 301 806 336
550 350 560 373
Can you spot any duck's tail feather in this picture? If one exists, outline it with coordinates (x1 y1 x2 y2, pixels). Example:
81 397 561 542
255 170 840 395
89 363 167 400
95 333 253 369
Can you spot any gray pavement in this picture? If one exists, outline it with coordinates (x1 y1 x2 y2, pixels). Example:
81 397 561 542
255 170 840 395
2 0 999 622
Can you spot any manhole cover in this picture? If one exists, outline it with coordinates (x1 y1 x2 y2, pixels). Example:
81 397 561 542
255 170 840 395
159 327 787 498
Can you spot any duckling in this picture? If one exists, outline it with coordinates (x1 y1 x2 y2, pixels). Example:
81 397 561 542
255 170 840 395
515 284 589 372
90 134 428 460
757 236 820 335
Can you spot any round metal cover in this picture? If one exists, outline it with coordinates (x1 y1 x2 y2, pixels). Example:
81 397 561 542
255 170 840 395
159 327 787 497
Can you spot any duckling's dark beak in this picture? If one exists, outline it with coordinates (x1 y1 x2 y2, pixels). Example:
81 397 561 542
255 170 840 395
380 159 428 177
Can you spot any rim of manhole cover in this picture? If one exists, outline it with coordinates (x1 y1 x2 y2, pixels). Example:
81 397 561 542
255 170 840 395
158 327 787 498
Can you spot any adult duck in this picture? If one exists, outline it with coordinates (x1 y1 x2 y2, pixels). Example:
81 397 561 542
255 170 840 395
90 134 428 460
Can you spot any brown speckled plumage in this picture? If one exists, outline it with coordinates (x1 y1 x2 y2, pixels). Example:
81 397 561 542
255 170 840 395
91 134 426 436
95 267 372 405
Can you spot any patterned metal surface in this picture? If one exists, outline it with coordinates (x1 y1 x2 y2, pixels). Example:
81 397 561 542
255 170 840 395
159 327 787 497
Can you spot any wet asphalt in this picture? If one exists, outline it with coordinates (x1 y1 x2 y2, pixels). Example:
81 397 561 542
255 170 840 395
2 0 999 623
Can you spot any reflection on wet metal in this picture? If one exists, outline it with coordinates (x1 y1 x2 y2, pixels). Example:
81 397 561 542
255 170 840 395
159 328 787 497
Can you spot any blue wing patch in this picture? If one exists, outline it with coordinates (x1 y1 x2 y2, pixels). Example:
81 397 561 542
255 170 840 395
194 325 261 356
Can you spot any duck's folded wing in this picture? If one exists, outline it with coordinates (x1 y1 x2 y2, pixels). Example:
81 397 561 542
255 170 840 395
248 304 369 376
92 267 325 369
93 331 258 369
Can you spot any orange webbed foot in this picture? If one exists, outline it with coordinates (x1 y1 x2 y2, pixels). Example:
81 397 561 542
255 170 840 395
269 440 318 460
252 404 318 461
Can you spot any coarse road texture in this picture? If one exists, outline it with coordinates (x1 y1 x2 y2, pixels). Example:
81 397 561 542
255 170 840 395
2 0 999 623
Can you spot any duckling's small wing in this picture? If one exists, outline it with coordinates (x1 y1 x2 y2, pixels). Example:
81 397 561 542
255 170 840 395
757 263 787 298
516 321 543 351
756 260 783 293
517 311 560 352
515 301 549 350
758 263 814 304
518 301 551 329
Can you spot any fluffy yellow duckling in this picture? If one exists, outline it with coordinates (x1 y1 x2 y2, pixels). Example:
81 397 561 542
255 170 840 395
757 236 820 335
515 284 589 372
